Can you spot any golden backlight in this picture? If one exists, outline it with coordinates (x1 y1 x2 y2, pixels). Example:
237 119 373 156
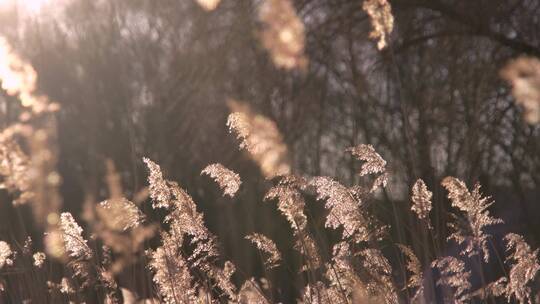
0 0 49 14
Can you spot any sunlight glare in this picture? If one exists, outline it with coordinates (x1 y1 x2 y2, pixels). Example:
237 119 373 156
25 0 49 13
0 0 50 13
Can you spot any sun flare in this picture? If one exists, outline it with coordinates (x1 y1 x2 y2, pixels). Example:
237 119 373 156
0 0 50 13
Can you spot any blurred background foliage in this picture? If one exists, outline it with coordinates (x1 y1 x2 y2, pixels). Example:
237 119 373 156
0 0 539 301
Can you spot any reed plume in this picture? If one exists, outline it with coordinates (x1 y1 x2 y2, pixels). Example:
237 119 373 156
0 36 62 230
503 233 540 303
46 277 76 295
89 197 155 274
310 176 379 243
359 248 398 304
0 241 14 269
500 56 540 124
258 0 307 69
196 0 221 11
411 179 432 222
144 158 238 302
362 0 394 50
348 144 388 192
325 242 359 301
143 157 173 209
431 256 471 303
58 212 100 291
347 144 386 176
0 37 57 114
397 244 423 300
246 233 282 269
59 212 92 260
149 232 197 304
0 137 33 205
265 175 322 269
227 100 291 178
203 260 238 301
97 198 144 232
32 252 46 268
442 177 503 262
201 163 242 197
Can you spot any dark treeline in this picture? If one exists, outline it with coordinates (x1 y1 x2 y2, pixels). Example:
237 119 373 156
0 0 539 302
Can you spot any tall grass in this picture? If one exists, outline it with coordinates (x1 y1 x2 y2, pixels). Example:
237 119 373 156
0 0 539 303
0 98 538 303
